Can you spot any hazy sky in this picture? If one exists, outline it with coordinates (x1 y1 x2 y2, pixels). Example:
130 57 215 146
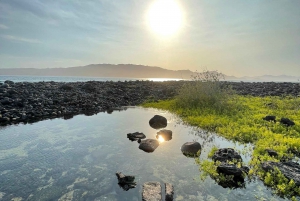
0 0 299 76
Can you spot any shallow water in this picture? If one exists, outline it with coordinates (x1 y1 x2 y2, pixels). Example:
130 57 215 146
0 107 289 201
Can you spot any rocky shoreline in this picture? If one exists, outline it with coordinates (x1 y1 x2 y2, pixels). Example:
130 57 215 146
0 80 299 126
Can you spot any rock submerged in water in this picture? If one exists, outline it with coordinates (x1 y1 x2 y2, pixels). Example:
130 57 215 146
180 142 201 157
212 148 242 163
139 139 159 153
127 132 146 141
156 129 172 141
116 172 137 191
165 183 174 201
149 115 167 129
142 182 162 201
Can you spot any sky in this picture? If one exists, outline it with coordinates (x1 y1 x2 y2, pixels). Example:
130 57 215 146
0 0 299 77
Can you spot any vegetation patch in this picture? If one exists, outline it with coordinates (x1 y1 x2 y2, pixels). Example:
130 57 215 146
142 71 300 198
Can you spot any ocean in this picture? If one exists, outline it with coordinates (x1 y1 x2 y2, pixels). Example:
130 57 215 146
0 75 185 83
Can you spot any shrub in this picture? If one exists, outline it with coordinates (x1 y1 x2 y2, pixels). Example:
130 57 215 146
176 69 235 113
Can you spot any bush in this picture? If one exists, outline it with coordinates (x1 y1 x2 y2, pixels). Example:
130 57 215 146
176 70 235 112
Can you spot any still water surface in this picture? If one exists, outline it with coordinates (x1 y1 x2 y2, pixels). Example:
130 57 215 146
0 107 288 201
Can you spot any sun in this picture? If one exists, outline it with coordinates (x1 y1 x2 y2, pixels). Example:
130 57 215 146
147 0 183 36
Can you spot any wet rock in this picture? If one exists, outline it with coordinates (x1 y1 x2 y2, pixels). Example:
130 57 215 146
156 129 172 141
127 132 146 141
116 172 136 191
180 142 201 157
165 183 174 201
212 148 242 163
149 115 167 129
261 161 300 186
217 163 244 177
142 182 162 201
4 80 14 85
263 115 276 122
139 139 159 153
280 118 295 126
265 149 278 157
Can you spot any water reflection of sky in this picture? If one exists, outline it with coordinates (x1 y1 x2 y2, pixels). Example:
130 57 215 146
0 107 287 201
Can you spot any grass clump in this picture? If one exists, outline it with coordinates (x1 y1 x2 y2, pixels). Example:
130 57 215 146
176 70 236 113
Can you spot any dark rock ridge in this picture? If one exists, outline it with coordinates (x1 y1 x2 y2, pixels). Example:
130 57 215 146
1 80 299 127
0 80 180 126
261 161 300 186
149 115 168 129
180 142 201 157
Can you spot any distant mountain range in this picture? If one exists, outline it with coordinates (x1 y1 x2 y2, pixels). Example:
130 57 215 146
0 64 299 82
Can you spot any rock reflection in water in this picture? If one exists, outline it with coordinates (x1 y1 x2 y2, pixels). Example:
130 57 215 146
156 129 172 142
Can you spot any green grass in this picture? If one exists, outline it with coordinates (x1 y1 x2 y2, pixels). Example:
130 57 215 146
142 95 300 197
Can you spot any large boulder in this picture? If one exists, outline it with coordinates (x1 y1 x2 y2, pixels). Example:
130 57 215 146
156 129 172 141
181 142 201 157
142 182 162 201
149 115 167 129
139 139 159 153
212 148 242 163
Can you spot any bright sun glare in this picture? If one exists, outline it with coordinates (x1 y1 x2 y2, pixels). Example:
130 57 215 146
147 0 183 36
157 135 165 143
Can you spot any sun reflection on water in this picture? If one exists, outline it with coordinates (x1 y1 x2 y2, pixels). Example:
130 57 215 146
157 135 165 143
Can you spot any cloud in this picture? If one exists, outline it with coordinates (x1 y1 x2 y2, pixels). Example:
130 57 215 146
1 35 41 43
0 24 8 29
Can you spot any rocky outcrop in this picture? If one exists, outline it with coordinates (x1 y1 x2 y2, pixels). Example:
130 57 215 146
212 148 242 163
0 80 182 127
261 161 300 186
149 115 167 129
1 80 299 127
180 142 201 157
142 182 162 201
139 139 159 153
156 129 172 141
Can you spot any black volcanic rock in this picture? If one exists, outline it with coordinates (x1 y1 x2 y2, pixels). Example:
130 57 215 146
212 148 242 163
280 118 295 126
149 115 167 129
127 132 146 141
139 139 159 153
181 142 201 157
